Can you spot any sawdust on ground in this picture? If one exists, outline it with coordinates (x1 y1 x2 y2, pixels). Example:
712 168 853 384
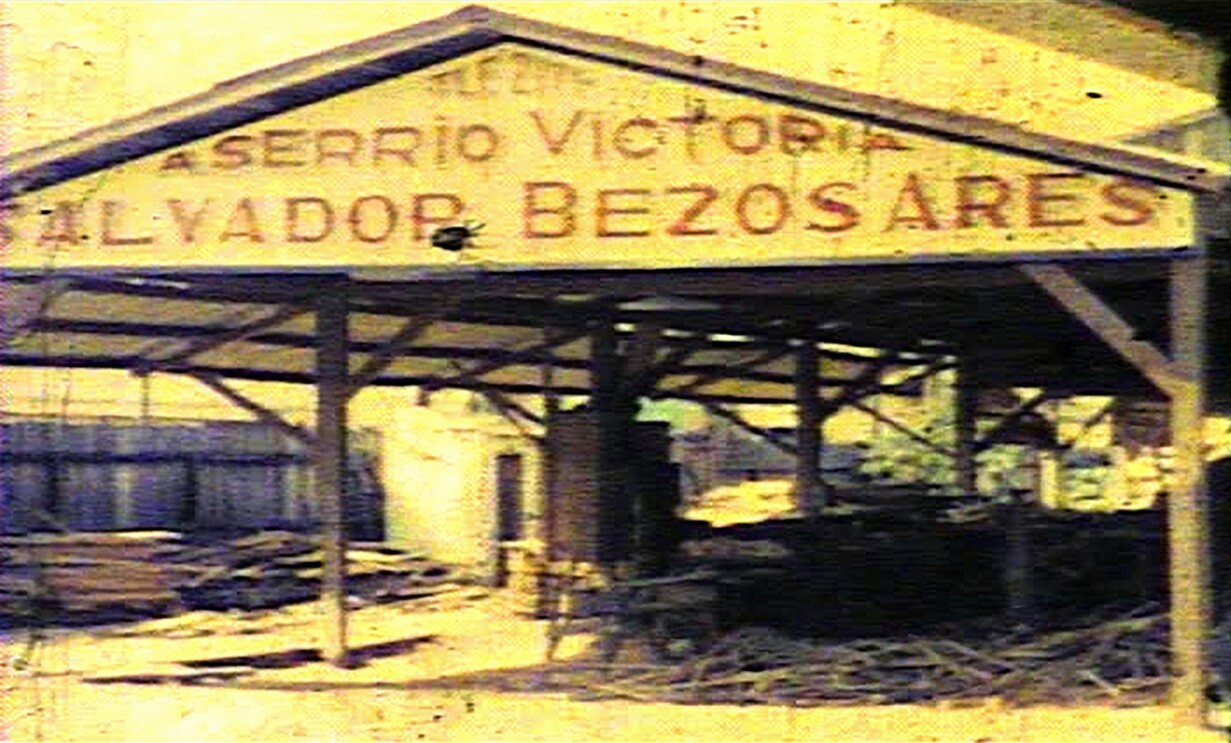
1 590 1225 742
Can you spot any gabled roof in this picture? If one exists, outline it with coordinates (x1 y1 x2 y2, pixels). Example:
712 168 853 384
1 4 1226 199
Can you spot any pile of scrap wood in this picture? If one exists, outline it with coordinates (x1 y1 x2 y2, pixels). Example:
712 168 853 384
554 604 1171 706
0 530 460 618
172 532 458 610
0 532 189 615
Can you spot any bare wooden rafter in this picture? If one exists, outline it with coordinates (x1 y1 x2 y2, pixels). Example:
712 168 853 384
700 401 798 457
975 389 1056 452
346 299 461 398
138 304 311 372
620 333 712 398
425 328 589 391
849 398 958 458
668 346 794 395
817 350 900 418
1020 264 1179 395
189 371 315 447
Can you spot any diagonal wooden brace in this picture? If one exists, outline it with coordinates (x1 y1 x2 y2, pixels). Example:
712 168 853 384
1020 263 1181 396
138 304 311 373
190 371 316 447
975 389 1056 452
849 399 958 458
346 299 461 398
699 401 798 457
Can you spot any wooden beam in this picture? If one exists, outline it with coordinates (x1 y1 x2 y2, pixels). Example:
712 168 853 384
795 339 824 515
346 303 457 398
315 284 350 668
975 390 1053 452
425 328 589 391
850 399 959 458
189 371 315 447
700 402 798 457
592 317 629 566
620 334 710 398
881 358 955 396
1167 254 1211 719
1061 398 1116 447
0 278 70 352
817 351 899 418
616 323 663 398
140 304 311 371
955 355 979 497
1020 263 1178 395
671 346 793 395
478 390 541 438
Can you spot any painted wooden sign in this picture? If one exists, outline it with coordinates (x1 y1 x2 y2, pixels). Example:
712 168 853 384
0 45 1195 270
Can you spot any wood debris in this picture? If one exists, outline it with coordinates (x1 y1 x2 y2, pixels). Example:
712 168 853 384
549 606 1172 707
1 530 461 619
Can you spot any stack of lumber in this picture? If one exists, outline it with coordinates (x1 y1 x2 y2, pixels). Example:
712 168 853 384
173 532 457 610
0 532 190 614
0 530 459 618
556 604 1171 706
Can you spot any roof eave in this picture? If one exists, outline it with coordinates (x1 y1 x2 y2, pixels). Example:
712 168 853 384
1 4 1226 199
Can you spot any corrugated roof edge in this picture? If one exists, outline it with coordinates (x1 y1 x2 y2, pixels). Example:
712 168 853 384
0 4 1226 198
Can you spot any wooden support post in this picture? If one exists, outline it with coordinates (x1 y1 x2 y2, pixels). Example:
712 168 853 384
315 283 350 668
795 337 823 516
1003 488 1036 628
592 316 629 567
955 355 979 497
1168 254 1211 720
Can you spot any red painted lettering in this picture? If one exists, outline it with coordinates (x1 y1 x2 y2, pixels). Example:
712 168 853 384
864 132 910 152
211 135 255 170
885 173 940 231
735 183 790 235
348 196 397 243
1100 179 1157 226
523 182 576 238
456 125 499 162
596 188 651 237
412 194 464 241
315 129 361 166
779 114 825 156
955 175 1011 228
167 199 210 244
220 198 265 243
160 151 196 173
38 202 82 245
668 110 715 160
286 197 335 243
101 200 154 246
666 185 719 236
372 127 421 166
806 182 860 233
722 115 770 155
531 110 584 155
1027 172 1087 228
263 130 307 167
0 201 22 245
613 119 659 159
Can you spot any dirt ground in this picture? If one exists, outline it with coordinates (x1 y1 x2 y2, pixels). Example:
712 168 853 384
2 591 1227 743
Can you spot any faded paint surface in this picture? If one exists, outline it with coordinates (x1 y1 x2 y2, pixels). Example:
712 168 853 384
0 2 1219 153
382 405 543 572
0 9 1207 269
